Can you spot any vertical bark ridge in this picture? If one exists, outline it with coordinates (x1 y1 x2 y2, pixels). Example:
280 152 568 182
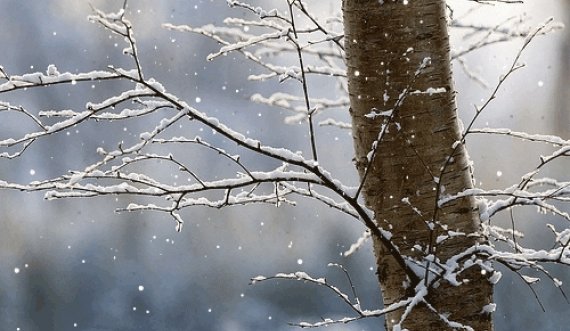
343 1 493 330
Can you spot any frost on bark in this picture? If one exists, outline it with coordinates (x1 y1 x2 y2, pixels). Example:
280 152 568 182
343 1 493 329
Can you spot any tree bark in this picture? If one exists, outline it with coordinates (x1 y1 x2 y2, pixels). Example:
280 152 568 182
343 1 493 330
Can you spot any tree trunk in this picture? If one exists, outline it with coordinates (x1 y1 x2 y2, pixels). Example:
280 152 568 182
343 1 493 330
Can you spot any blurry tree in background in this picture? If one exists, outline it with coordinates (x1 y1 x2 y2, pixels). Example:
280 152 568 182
0 0 569 330
553 0 570 138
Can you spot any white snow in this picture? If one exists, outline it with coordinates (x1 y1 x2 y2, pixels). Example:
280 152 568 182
481 303 497 314
0 69 136 92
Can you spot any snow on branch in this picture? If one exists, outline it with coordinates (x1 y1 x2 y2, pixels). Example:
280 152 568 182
450 14 562 59
469 127 570 146
318 118 351 130
208 28 290 61
0 67 133 93
280 182 359 219
227 0 287 20
251 92 349 124
0 3 383 252
164 0 346 130
342 230 370 257
250 267 419 328
39 100 174 121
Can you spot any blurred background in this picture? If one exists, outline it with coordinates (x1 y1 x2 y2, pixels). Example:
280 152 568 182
0 0 569 330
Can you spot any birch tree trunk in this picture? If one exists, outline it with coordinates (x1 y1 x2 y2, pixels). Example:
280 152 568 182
343 1 494 330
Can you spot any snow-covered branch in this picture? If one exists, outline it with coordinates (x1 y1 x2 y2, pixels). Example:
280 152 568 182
251 267 418 328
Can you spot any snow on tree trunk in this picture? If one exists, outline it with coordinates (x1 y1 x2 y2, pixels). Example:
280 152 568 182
343 1 494 329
